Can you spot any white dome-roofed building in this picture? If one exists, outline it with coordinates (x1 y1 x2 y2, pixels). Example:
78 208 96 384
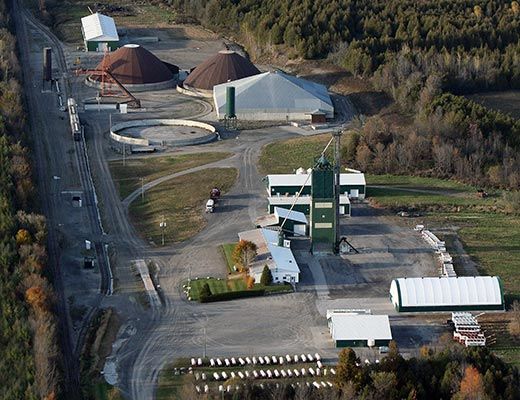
389 276 505 312
213 71 334 121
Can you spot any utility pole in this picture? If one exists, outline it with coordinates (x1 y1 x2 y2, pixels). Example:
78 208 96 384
122 142 125 166
160 215 166 246
203 326 207 359
332 129 342 254
141 177 144 201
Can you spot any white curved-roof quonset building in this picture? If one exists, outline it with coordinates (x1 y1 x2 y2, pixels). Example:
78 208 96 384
389 276 504 312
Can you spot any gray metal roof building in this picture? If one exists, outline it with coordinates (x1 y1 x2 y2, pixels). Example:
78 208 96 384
213 71 334 121
327 310 392 347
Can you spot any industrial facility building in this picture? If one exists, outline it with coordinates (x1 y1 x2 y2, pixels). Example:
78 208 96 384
87 44 177 91
183 50 260 97
266 169 366 200
213 71 334 121
267 193 350 216
327 310 392 348
81 12 119 52
264 169 366 215
238 228 300 284
390 276 505 312
256 207 308 236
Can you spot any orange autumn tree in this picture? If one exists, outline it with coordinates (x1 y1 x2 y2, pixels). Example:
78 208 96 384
232 240 257 272
25 286 48 312
455 365 487 400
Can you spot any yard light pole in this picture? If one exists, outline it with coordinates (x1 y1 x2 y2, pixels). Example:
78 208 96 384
160 215 167 246
203 326 207 359
141 177 145 201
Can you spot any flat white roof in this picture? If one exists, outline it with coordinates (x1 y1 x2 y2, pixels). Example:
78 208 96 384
268 195 350 205
391 277 504 307
274 207 307 224
81 13 119 42
267 173 365 187
328 313 392 341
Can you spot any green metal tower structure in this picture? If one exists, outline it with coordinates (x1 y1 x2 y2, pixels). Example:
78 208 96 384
310 154 336 254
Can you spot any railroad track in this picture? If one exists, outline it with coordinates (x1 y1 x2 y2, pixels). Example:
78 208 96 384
14 1 115 397
21 0 113 296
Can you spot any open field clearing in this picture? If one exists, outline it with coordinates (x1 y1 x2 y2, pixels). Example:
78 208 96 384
258 134 332 174
466 90 520 119
367 174 475 192
32 0 176 43
366 187 502 211
108 152 231 199
129 168 237 244
367 181 520 298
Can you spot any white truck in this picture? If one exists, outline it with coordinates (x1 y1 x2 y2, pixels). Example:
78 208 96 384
205 199 214 213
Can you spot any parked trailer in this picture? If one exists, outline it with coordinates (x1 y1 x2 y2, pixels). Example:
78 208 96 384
67 98 82 141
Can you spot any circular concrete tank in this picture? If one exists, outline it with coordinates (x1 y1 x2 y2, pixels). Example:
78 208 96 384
110 119 218 147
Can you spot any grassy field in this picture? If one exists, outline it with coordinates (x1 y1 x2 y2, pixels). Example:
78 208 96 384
187 277 292 301
156 363 186 400
109 152 231 199
365 176 520 297
466 90 520 119
220 243 237 273
129 168 237 244
33 0 176 43
366 187 502 211
367 174 475 192
480 316 520 368
157 359 335 399
258 134 333 174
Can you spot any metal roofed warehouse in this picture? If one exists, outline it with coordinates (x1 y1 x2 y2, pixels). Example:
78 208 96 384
390 276 505 312
327 311 392 348
213 71 334 121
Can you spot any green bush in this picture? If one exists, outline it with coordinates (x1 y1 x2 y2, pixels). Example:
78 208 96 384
199 283 212 302
199 289 265 303
260 265 273 286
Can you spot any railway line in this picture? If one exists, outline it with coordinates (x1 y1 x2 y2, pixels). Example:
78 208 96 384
13 1 115 397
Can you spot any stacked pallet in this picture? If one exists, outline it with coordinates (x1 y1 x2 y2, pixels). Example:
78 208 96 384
451 312 486 347
417 227 456 278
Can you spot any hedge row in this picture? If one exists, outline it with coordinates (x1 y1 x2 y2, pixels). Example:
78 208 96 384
199 289 266 303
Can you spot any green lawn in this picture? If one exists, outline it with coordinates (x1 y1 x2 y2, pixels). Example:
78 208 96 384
156 364 185 400
258 134 333 174
109 152 231 199
366 174 475 192
366 187 501 211
129 168 237 244
220 243 237 273
187 277 292 301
